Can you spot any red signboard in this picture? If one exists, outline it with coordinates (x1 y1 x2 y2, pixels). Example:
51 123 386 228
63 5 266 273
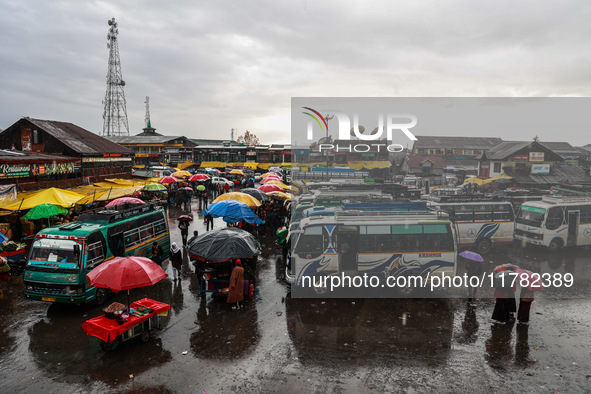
512 154 529 161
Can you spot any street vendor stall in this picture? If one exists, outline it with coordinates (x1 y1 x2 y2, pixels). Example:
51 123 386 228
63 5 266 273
188 227 261 299
82 298 170 351
82 256 170 351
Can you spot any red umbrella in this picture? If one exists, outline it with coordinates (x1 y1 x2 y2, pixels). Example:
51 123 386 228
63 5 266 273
516 268 545 291
158 176 179 184
105 197 146 208
258 184 284 193
493 263 519 273
86 256 168 307
189 174 210 182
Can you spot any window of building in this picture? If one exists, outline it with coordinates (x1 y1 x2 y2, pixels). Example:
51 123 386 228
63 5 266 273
493 162 502 173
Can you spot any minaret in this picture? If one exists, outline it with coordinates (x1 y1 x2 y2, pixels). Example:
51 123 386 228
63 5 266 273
102 17 130 136
142 96 157 134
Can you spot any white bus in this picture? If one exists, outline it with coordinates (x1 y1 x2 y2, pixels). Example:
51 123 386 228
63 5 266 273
286 211 457 294
514 195 591 251
428 196 515 254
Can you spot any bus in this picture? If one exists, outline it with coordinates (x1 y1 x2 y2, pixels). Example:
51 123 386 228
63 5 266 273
428 196 514 254
286 210 457 295
514 195 591 251
23 204 170 305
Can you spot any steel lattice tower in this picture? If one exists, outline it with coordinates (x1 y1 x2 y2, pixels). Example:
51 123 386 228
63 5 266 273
102 17 130 136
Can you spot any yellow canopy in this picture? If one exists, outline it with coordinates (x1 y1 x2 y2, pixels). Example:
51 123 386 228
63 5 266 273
261 172 281 178
200 161 224 168
482 173 513 185
177 160 196 170
463 177 485 185
0 188 86 210
347 161 391 170
212 192 261 207
230 169 245 175
75 186 143 205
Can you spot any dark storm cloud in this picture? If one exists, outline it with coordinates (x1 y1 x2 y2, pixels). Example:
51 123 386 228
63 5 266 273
1 0 591 144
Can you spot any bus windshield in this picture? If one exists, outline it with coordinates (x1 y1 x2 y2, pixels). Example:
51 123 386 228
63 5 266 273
516 206 546 228
29 238 82 268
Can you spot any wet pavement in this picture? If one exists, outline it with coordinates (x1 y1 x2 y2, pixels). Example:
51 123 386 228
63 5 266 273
1 201 591 393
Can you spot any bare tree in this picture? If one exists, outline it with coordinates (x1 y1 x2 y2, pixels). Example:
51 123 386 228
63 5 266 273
236 130 260 145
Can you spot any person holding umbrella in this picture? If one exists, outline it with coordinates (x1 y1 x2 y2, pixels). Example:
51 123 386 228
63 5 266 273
178 217 191 247
516 269 543 325
227 259 245 309
459 251 484 300
170 242 182 281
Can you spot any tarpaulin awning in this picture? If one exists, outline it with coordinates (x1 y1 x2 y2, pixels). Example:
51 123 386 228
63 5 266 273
75 186 144 205
347 161 391 170
463 177 485 185
0 188 86 210
177 160 196 170
200 161 224 168
482 173 513 185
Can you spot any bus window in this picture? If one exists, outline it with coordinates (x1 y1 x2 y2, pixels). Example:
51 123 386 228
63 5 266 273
295 226 327 258
87 241 105 269
493 204 514 221
545 207 563 230
454 205 474 222
581 205 591 223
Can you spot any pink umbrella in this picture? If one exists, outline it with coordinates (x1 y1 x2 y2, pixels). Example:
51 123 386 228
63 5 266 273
190 174 210 182
260 176 283 184
159 176 179 184
258 184 284 193
516 268 545 291
105 197 146 208
493 263 519 273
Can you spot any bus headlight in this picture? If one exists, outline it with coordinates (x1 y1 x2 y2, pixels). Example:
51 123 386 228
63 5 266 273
69 274 77 282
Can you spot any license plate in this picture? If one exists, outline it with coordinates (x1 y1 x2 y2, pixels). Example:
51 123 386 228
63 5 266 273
42 297 56 302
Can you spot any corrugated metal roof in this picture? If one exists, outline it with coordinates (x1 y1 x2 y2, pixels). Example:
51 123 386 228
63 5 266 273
407 155 446 168
25 118 131 155
539 142 580 155
508 163 591 185
413 136 504 150
0 149 79 163
483 141 564 161
482 141 531 160
107 135 187 144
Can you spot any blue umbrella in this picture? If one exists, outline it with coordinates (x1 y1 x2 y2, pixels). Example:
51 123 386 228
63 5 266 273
203 200 263 225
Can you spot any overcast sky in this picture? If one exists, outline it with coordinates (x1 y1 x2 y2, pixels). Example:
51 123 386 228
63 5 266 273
1 0 591 145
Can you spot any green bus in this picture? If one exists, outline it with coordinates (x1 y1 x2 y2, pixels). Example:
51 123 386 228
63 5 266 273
23 204 170 305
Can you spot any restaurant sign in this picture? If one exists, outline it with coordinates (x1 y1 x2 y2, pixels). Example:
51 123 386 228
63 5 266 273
0 162 80 178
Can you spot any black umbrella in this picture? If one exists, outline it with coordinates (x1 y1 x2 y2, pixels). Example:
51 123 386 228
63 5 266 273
239 188 269 202
187 227 261 262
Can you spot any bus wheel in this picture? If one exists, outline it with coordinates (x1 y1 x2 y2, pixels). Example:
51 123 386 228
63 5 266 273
313 283 327 295
549 239 562 252
94 288 107 306
476 239 492 255
140 330 150 343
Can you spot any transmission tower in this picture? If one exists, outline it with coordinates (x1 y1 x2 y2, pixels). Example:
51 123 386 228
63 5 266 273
102 17 130 136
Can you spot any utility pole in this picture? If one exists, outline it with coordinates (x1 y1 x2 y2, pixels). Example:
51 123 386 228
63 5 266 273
324 114 334 181
102 17 130 136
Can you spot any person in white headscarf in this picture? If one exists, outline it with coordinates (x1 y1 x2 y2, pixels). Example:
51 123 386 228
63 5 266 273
170 242 182 281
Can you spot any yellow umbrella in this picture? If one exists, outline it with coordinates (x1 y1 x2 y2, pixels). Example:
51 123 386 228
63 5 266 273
172 170 192 178
264 180 291 190
265 191 293 200
229 169 245 176
212 192 261 207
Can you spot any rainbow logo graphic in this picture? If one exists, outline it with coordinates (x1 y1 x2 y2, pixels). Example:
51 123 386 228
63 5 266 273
302 107 328 139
